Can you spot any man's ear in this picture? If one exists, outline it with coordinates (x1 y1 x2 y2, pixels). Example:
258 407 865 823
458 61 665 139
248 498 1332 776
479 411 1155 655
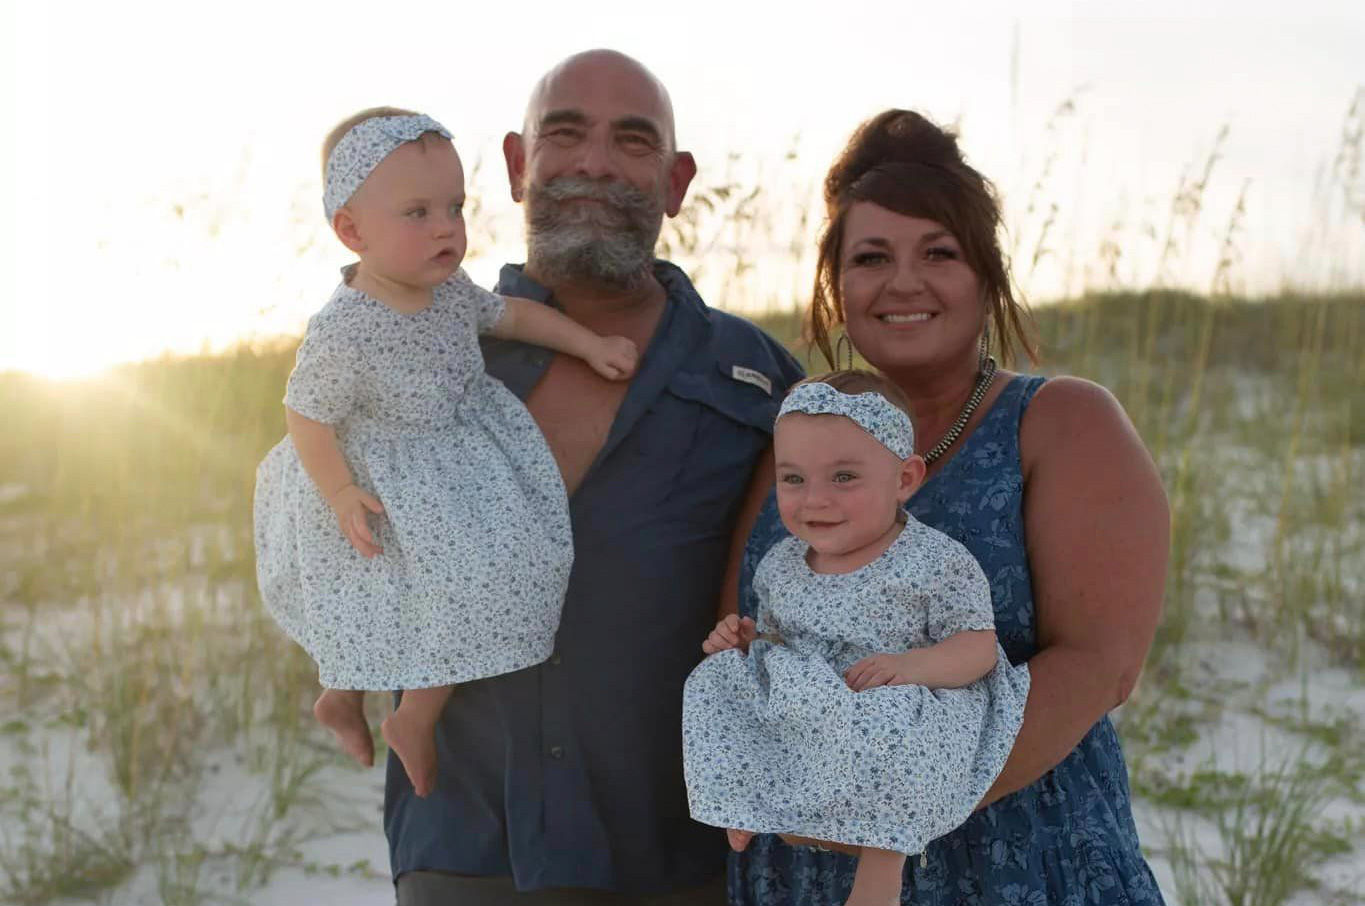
664 150 697 218
503 131 527 203
332 208 365 253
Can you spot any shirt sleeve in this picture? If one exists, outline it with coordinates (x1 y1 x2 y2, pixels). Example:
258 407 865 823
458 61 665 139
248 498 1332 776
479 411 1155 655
451 267 506 335
283 318 361 425
926 542 997 643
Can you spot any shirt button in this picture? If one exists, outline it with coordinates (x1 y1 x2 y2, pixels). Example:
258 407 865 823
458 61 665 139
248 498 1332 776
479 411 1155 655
549 653 562 665
549 745 565 759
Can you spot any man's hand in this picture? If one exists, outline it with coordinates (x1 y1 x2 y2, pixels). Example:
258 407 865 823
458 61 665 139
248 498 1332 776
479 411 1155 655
844 650 926 692
327 484 385 557
702 615 758 655
586 336 639 381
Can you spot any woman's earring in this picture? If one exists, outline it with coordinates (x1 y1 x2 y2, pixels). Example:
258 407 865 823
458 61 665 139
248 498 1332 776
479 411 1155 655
978 321 991 372
836 333 854 370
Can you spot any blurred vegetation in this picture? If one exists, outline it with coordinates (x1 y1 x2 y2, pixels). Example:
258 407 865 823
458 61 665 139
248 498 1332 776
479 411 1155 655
1 84 1363 905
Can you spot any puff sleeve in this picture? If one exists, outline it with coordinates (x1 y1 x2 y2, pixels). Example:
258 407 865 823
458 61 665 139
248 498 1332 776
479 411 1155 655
283 318 362 425
926 543 997 643
450 268 506 335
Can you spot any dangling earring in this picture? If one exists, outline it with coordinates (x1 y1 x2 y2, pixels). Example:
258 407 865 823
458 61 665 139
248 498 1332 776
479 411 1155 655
835 333 855 370
978 320 991 373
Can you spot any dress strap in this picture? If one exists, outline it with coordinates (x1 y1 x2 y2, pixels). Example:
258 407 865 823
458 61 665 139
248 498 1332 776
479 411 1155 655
988 374 1047 445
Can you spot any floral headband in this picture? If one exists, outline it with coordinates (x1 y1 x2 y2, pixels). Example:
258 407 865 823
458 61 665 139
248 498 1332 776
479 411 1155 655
323 114 452 219
777 382 915 460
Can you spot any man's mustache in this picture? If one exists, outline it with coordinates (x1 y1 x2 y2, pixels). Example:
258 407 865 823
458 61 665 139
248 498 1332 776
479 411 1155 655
535 176 654 215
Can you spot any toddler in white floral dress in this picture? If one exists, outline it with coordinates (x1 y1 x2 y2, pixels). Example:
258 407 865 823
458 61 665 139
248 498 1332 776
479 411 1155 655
253 108 637 797
682 371 1030 906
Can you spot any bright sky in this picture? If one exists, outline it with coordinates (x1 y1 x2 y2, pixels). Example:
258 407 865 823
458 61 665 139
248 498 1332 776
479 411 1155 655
2 0 1362 378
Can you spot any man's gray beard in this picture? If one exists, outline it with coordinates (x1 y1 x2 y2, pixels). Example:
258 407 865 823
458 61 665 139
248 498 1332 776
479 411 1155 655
524 176 664 290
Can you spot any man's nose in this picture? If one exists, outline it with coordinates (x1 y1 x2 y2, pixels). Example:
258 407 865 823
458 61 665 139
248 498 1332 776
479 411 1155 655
571 134 617 180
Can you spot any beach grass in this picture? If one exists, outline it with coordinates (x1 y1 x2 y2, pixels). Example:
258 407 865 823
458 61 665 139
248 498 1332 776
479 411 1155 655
2 83 1364 902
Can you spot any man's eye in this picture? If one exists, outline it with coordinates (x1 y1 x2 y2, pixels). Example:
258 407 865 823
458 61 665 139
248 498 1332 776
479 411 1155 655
618 133 656 154
544 128 583 146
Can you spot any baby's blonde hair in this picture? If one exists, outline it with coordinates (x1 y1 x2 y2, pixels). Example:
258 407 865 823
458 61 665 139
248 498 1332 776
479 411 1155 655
320 106 421 179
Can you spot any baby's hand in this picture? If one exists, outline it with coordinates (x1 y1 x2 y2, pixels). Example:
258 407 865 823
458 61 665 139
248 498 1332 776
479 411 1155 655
586 336 639 381
327 484 385 558
844 651 923 692
702 615 758 655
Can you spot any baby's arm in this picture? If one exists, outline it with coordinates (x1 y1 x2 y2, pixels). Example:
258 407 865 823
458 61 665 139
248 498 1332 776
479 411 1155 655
702 614 758 655
844 630 997 692
286 408 383 557
489 296 638 380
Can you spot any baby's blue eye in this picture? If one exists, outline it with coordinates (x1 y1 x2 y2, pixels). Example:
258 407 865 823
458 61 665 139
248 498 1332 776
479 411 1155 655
406 207 427 219
833 471 857 483
780 474 804 485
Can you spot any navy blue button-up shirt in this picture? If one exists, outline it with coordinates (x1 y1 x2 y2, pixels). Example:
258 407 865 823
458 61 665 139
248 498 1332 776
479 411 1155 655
384 261 803 894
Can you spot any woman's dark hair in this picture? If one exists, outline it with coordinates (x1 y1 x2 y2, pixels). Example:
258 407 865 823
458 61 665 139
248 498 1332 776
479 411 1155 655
807 109 1038 368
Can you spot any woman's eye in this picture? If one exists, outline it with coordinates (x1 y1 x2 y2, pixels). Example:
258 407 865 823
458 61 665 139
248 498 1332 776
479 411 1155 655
849 251 887 267
925 245 959 262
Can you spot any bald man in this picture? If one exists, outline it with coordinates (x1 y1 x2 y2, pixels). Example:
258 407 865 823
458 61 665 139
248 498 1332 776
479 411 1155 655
383 51 803 905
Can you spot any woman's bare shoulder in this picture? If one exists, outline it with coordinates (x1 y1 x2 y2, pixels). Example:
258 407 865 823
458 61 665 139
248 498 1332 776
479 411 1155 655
1019 375 1149 475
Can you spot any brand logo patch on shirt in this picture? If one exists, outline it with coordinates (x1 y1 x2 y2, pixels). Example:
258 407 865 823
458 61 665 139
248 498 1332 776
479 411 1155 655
730 365 773 396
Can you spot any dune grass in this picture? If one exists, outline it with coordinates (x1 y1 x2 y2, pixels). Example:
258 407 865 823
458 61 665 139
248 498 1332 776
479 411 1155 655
1 286 1362 905
2 86 1363 904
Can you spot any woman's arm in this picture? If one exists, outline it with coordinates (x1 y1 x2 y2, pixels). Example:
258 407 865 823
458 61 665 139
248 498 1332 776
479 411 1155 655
488 295 638 380
844 629 997 691
979 377 1169 807
715 447 776 620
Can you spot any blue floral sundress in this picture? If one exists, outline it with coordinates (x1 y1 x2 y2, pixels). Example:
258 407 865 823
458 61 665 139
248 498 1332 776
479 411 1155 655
729 374 1167 906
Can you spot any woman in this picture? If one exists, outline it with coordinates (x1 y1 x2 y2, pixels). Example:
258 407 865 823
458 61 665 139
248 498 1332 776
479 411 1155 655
728 110 1170 904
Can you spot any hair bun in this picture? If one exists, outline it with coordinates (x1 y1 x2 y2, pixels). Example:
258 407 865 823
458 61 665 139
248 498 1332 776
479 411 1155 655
825 110 965 205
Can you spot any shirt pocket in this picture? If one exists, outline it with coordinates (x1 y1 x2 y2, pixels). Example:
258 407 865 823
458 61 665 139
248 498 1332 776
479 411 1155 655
651 363 779 525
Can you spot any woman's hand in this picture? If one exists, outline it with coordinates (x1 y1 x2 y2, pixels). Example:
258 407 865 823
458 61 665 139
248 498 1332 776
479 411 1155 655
702 615 758 655
844 651 925 691
327 484 385 557
586 335 639 381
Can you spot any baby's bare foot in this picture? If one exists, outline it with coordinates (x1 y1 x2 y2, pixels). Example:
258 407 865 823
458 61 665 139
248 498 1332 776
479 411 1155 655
382 708 438 797
313 691 374 767
727 829 755 852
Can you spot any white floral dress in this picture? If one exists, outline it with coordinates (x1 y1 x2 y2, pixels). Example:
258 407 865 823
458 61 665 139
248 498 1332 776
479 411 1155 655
681 517 1030 855
253 269 572 691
